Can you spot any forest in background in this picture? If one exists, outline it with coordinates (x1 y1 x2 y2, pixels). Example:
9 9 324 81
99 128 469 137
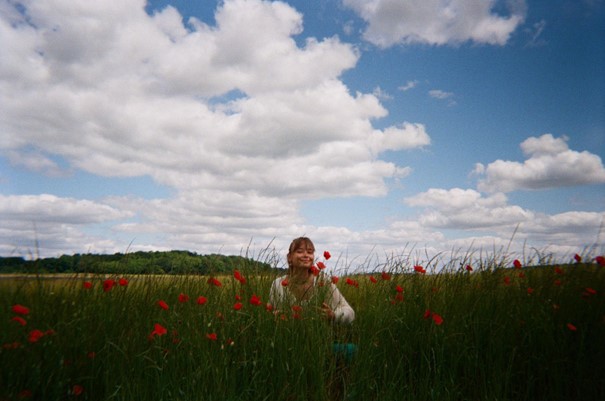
0 251 275 275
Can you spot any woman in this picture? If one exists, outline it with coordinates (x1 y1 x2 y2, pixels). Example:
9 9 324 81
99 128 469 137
269 237 355 324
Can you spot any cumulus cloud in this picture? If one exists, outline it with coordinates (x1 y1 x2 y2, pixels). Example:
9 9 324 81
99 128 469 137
475 134 605 192
342 0 526 47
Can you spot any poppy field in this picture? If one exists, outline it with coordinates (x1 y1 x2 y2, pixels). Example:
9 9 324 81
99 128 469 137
1 252 604 401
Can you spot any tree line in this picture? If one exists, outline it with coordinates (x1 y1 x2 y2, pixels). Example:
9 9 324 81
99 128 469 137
0 250 275 275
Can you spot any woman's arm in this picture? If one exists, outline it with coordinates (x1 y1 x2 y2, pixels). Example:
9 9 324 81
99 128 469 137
327 283 355 324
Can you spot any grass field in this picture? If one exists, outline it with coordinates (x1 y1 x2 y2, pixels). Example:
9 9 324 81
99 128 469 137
1 253 604 401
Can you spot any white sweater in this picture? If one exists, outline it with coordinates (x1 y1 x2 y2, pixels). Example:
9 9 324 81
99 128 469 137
268 275 355 324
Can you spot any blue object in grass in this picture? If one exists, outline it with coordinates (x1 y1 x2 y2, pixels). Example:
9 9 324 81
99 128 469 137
332 343 357 363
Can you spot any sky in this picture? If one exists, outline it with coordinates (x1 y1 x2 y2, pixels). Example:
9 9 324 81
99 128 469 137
1 0 604 270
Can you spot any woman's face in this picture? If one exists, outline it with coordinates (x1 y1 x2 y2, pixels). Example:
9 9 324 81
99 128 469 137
288 244 315 272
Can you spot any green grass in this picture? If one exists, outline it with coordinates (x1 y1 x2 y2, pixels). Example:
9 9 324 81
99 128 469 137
1 257 604 401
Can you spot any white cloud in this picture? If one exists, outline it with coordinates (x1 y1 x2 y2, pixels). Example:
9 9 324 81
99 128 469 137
342 0 526 47
398 80 419 91
476 134 605 192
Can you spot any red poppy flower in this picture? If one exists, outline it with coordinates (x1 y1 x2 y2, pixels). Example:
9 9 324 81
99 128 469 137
249 294 262 306
503 276 511 285
585 287 597 295
527 287 534 295
309 265 320 276
331 276 339 284
316 261 326 270
28 329 44 343
233 270 246 284
72 385 84 396
12 304 29 315
596 256 605 267
518 272 525 279
323 251 331 260
118 278 128 286
157 300 169 310
83 281 93 289
465 265 473 272
233 302 243 311
206 333 217 341
178 293 190 303
103 279 116 292
423 309 431 319
150 323 167 338
345 278 358 287
381 271 391 280
395 285 403 293
513 259 522 269
554 279 562 286
574 254 582 263
291 305 303 313
369 276 377 283
554 266 564 275
87 351 96 359
265 303 274 312
197 296 208 305
11 316 27 326
208 277 222 287
394 293 404 302
432 313 444 325
413 265 426 274
566 323 577 331
281 279 289 287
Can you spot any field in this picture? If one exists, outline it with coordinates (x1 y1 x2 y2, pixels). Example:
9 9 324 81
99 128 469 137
1 254 604 401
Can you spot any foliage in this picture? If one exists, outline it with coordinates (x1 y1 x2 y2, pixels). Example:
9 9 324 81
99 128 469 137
0 251 273 275
1 255 604 401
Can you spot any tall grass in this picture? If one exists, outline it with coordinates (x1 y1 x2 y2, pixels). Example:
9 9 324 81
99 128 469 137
1 253 604 401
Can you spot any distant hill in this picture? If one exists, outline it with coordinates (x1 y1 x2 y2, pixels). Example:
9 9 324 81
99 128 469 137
0 250 275 275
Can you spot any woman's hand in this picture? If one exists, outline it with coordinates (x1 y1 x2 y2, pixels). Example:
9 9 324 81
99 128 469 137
320 302 336 321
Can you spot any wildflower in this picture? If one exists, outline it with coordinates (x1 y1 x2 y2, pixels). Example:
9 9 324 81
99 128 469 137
596 256 605 267
206 333 218 341
554 279 562 286
381 271 391 280
518 272 525 279
157 300 169 310
11 316 27 326
72 384 84 396
292 305 303 313
103 279 116 292
281 279 289 287
309 265 320 276
18 389 32 399
554 266 564 275
585 287 597 295
394 293 404 303
178 293 190 303
233 270 246 284
513 259 522 269
527 287 534 295
503 276 511 286
249 294 262 306
317 261 326 270
465 265 473 272
323 251 331 260
566 323 577 331
395 285 403 293
423 309 431 319
83 281 93 289
87 351 96 359
150 323 167 339
265 303 274 312
197 296 208 305
235 294 242 301
12 304 29 315
432 313 444 325
414 265 426 274
331 276 339 284
574 254 582 263
28 329 45 343
118 278 128 286
233 302 243 311
208 277 222 287
369 276 377 283
345 278 359 287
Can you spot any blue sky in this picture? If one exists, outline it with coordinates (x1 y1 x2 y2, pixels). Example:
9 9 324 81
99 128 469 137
1 0 604 270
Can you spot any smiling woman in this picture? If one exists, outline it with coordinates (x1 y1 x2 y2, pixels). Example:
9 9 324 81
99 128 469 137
268 236 355 324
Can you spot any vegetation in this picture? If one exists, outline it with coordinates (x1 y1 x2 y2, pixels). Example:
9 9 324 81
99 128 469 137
1 252 604 400
0 251 274 275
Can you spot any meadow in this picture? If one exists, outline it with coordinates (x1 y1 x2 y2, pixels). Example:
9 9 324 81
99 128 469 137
1 251 604 401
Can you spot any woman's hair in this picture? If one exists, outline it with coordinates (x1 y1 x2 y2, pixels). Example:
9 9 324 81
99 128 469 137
287 237 315 269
